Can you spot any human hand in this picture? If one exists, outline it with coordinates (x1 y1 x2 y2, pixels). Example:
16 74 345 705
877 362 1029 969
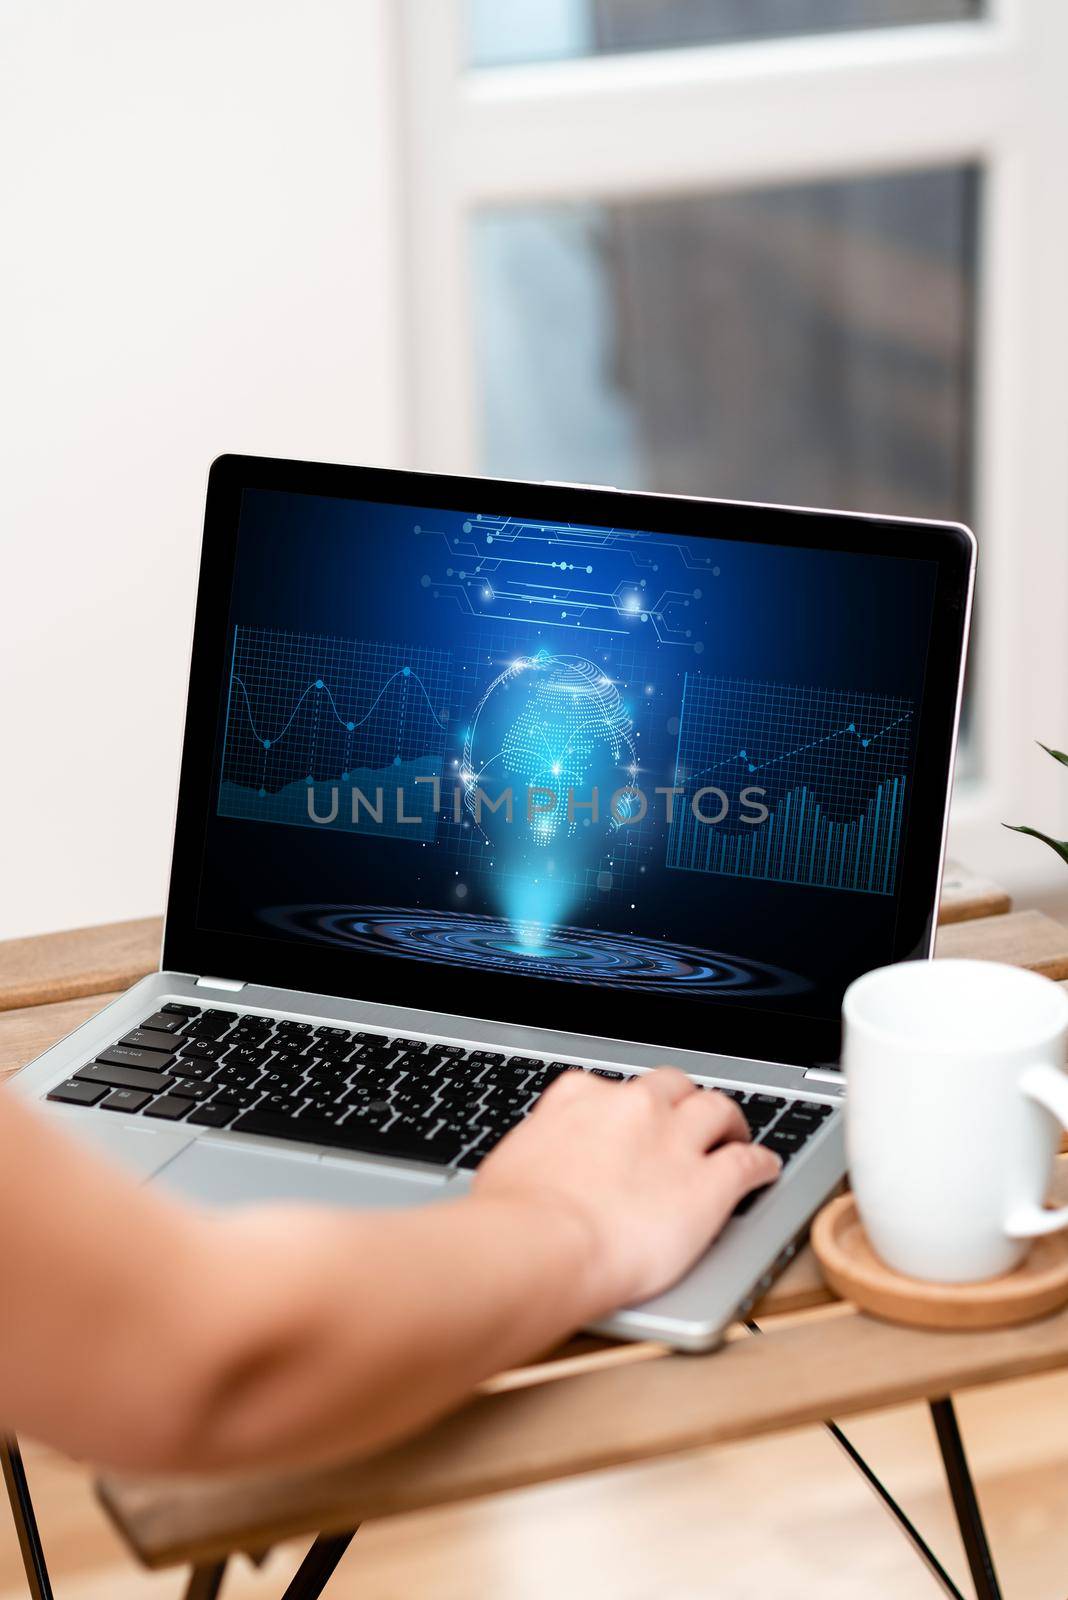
473 1068 781 1317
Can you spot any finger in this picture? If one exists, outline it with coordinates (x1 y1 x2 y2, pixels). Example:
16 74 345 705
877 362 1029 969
700 1140 782 1224
637 1067 699 1106
676 1088 750 1150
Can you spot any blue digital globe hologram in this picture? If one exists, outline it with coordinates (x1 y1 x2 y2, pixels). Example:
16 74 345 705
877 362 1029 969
461 651 638 943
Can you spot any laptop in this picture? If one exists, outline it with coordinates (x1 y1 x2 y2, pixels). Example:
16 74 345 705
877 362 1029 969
12 456 974 1351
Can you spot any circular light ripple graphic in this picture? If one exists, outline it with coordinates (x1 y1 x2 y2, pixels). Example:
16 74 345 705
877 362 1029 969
263 906 806 998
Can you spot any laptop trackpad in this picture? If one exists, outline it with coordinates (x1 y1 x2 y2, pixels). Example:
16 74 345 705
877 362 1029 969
155 1139 455 1212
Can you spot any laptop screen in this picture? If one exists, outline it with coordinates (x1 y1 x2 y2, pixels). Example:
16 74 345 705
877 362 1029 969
184 475 957 1060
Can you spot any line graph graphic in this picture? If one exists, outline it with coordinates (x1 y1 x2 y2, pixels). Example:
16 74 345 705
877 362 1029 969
667 676 914 895
218 627 452 840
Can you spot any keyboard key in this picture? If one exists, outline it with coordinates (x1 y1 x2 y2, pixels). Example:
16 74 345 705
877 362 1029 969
144 1095 194 1121
209 1094 245 1113
524 1068 562 1095
352 1091 392 1116
468 1051 505 1066
774 1111 822 1137
315 1026 351 1040
435 1055 483 1078
750 1094 786 1110
422 1048 464 1072
345 1112 466 1166
223 1045 275 1070
214 1062 264 1088
274 1020 313 1036
348 1062 397 1086
209 1085 260 1108
505 1056 542 1073
101 1088 152 1113
119 1028 181 1053
172 1059 219 1082
592 1068 624 1080
266 1047 309 1069
179 1038 227 1062
299 1095 351 1120
230 1023 273 1043
188 1104 237 1128
303 1062 351 1087
431 1094 488 1125
390 1082 438 1114
47 1079 108 1107
97 1043 177 1073
139 1011 186 1034
392 1049 433 1072
187 1008 237 1036
168 1079 218 1102
77 1062 175 1094
315 1040 357 1065
161 1003 200 1016
231 1108 463 1167
548 1061 585 1073
743 1103 779 1131
456 1130 504 1170
761 1129 805 1162
481 1085 533 1112
780 1102 834 1126
261 1091 309 1115
391 1038 427 1053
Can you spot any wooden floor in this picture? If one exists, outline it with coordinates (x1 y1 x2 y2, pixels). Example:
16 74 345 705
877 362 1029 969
5 1369 1068 1600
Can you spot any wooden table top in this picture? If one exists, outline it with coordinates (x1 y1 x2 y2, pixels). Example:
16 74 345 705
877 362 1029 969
5 862 1068 1572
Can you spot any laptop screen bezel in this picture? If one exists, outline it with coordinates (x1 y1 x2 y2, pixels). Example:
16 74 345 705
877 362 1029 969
162 454 974 1068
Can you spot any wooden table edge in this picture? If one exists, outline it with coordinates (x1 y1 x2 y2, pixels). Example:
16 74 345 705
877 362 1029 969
94 1293 1068 1571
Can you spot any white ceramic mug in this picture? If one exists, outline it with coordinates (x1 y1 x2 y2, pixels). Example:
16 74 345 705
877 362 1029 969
842 959 1068 1282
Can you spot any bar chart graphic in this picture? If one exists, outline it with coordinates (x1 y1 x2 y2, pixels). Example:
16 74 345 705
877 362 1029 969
666 676 913 895
217 627 452 840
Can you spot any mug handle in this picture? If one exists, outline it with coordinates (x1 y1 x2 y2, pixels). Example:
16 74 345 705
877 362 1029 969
1006 1063 1068 1238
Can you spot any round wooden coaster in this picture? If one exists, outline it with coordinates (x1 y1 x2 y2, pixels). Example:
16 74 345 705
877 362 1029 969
811 1195 1068 1330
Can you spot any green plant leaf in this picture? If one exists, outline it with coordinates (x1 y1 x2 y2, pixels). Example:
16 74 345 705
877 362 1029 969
1004 822 1068 866
1038 742 1068 767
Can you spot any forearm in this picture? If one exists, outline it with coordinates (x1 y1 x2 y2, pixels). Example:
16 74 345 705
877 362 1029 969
162 1190 600 1472
0 1091 599 1472
0 1060 771 1473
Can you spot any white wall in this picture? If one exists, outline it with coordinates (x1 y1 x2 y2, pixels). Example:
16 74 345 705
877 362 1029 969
0 0 405 940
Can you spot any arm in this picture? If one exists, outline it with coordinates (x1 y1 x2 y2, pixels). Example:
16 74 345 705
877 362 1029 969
0 1069 778 1472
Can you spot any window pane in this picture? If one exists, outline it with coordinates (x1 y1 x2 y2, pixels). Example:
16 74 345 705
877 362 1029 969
472 166 978 523
468 0 983 67
472 166 979 766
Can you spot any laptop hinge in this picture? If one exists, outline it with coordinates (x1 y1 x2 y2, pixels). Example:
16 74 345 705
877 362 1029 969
195 975 247 992
804 1067 845 1087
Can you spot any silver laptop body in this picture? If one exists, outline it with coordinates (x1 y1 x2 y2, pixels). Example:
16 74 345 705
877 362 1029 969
12 458 974 1352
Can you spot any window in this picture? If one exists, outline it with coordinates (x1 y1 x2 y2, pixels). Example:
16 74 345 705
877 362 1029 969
472 168 978 519
468 0 984 65
398 1 1068 897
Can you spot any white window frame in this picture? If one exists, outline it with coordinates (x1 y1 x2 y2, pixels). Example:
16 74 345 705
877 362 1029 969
395 0 1068 901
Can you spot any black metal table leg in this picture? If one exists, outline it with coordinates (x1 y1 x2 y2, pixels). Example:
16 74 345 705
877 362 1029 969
824 1420 967 1597
184 1560 229 1600
279 1531 357 1600
1 1438 53 1600
930 1397 1003 1600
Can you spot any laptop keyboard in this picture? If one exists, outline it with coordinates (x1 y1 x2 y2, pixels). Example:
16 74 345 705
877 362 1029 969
46 1004 835 1189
